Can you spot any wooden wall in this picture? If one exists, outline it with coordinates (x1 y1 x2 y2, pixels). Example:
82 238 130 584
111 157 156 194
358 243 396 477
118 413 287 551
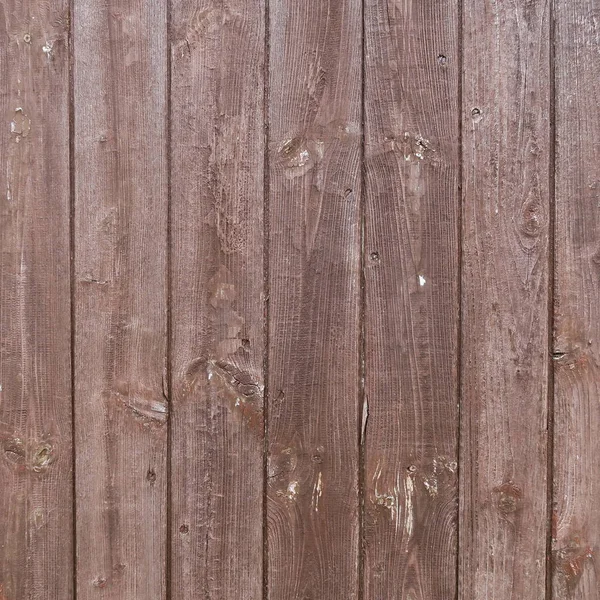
1 0 599 598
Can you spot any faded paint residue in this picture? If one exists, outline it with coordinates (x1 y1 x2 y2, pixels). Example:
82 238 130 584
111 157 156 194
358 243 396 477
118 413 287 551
422 455 457 497
206 360 263 434
267 445 298 480
372 461 400 527
493 482 522 516
110 382 169 425
401 132 434 162
209 265 245 357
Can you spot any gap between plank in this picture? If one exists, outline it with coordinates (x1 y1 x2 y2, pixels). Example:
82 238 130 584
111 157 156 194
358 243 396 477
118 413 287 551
546 0 557 597
262 0 271 597
456 0 464 596
166 0 173 596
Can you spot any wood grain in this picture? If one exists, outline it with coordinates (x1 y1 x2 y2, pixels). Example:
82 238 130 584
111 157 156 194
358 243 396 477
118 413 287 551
73 1 168 598
266 0 362 598
553 0 600 597
363 0 460 597
169 1 265 598
459 0 551 597
0 2 72 599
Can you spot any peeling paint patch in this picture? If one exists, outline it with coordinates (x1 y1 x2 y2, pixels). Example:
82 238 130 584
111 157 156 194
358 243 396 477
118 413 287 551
280 480 299 502
554 536 594 595
312 471 323 512
404 474 414 544
10 107 30 138
277 136 324 179
361 395 369 443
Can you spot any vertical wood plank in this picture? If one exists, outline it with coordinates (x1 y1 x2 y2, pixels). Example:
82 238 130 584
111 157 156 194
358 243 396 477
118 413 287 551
553 1 600 597
169 1 265 598
460 0 551 597
363 0 460 597
73 1 168 598
0 3 72 599
266 0 361 597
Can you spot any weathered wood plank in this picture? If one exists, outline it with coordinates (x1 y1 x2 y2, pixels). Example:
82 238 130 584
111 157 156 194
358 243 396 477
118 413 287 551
460 0 551 597
266 0 362 598
73 1 168 598
363 0 460 597
169 1 265 598
553 1 600 597
0 3 72 599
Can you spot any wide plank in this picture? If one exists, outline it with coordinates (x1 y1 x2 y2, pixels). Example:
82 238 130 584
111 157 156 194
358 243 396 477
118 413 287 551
460 0 551 597
266 0 362 597
0 2 72 599
73 1 168 598
169 1 265 598
363 0 461 597
553 0 600 596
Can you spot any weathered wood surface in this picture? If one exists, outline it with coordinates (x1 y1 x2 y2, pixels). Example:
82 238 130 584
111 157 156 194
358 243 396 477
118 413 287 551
460 0 551 598
553 0 600 597
266 0 362 598
363 0 460 597
73 1 168 598
5 1 600 599
169 0 265 598
0 2 72 599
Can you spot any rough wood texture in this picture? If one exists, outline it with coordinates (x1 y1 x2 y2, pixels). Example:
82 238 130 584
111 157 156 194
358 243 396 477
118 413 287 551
169 1 265 598
553 1 600 597
266 0 362 598
460 0 551 597
363 0 460 597
0 3 72 599
73 1 168 598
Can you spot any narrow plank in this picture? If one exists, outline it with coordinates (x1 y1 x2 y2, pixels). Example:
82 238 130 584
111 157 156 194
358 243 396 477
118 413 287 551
460 0 551 597
363 0 460 597
169 1 265 598
0 3 72 599
266 0 362 598
73 1 168 598
553 1 600 596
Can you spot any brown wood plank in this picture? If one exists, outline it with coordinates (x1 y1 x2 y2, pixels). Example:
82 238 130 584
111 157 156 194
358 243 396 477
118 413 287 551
363 0 460 597
169 1 265 599
0 3 72 599
73 1 168 598
553 1 600 597
459 0 551 597
266 0 362 598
